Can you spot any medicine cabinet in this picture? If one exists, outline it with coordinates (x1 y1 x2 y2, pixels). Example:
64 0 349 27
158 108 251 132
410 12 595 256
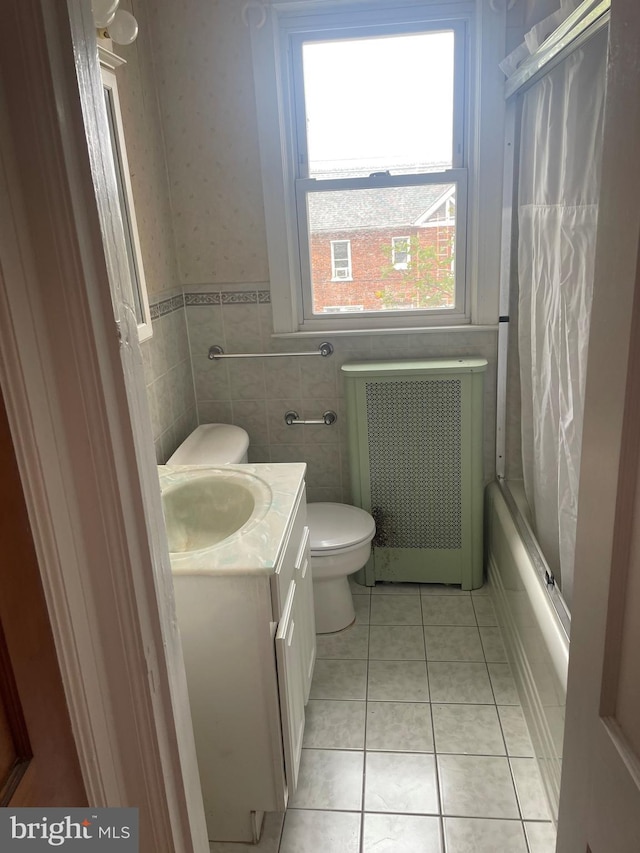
99 45 152 342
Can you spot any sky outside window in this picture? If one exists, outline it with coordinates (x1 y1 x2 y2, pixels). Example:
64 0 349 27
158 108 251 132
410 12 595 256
302 31 455 178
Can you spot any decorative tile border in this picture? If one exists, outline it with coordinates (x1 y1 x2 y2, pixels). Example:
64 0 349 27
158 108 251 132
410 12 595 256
183 289 271 306
221 290 257 304
152 289 272 315
185 292 221 306
150 293 185 320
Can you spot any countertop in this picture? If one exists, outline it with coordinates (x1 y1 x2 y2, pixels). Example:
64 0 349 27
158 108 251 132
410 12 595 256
158 462 306 575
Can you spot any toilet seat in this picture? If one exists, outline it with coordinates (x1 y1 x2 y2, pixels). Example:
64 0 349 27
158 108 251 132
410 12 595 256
307 502 375 556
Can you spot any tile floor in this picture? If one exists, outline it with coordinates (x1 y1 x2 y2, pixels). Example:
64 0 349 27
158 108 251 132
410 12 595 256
210 582 557 853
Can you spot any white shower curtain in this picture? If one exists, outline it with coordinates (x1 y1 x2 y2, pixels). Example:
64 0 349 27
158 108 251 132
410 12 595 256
518 29 607 608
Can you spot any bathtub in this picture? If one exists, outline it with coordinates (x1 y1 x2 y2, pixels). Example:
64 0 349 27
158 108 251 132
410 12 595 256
484 480 569 822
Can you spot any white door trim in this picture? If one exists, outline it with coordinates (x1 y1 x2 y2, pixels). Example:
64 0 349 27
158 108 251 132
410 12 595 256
0 2 207 849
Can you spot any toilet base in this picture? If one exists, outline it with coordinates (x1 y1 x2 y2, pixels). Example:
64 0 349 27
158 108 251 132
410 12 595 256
313 575 356 634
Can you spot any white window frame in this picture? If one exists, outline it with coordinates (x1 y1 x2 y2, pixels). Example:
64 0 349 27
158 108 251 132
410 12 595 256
330 239 353 280
99 48 153 342
392 236 412 270
249 1 505 334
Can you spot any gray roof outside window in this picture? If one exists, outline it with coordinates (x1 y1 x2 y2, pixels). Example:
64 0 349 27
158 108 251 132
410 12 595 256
308 183 453 232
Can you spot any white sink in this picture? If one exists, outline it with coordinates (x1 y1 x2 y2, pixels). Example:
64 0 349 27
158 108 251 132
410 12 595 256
161 468 272 553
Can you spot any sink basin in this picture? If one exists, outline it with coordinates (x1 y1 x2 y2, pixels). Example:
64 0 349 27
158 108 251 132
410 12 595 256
161 469 272 553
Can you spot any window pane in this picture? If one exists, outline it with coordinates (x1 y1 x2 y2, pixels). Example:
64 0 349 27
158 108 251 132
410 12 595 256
302 31 455 179
307 184 456 314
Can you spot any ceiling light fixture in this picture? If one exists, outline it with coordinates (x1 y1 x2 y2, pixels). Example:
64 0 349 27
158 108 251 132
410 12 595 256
92 0 139 45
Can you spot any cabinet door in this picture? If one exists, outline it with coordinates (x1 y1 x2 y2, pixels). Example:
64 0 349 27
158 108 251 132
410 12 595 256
295 526 316 703
275 580 305 797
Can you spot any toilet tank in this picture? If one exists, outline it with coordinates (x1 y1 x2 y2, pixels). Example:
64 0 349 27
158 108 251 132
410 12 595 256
167 424 249 465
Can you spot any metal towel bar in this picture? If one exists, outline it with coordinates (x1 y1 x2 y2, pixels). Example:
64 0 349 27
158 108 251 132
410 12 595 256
208 342 333 360
284 410 337 426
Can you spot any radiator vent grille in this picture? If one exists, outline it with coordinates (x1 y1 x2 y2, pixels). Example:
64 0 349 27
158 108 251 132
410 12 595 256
365 379 463 549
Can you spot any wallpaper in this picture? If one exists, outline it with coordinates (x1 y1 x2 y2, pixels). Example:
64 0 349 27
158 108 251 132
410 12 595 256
148 0 269 283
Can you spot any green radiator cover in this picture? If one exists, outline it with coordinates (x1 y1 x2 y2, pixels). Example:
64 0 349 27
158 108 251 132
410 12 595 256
342 358 487 590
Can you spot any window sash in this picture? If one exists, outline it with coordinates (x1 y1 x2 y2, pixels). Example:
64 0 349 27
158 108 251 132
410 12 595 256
246 1 496 334
290 19 467 181
296 169 468 324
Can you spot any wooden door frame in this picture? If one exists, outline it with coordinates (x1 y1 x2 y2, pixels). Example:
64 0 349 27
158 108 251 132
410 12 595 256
0 2 207 850
557 0 640 849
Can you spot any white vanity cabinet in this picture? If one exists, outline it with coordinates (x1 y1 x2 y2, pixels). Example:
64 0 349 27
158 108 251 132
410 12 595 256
169 468 314 845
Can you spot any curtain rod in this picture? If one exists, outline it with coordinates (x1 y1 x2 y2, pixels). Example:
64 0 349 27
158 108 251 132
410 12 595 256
505 0 610 100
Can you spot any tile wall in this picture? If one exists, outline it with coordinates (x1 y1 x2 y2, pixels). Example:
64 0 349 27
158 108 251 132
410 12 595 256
142 293 197 462
185 286 498 501
113 1 198 462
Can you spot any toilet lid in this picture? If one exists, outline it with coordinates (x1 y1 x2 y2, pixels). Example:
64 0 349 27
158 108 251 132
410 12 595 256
307 502 376 553
166 424 249 465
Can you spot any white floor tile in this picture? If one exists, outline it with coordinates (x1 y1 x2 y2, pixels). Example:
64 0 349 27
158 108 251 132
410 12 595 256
479 626 508 662
280 810 360 853
472 596 498 626
428 662 494 704
366 702 434 752
487 663 520 705
277 574 546 852
443 817 527 852
316 625 370 659
310 659 368 700
369 626 426 660
363 813 442 853
290 749 364 811
365 752 439 814
367 660 430 702
432 704 505 755
498 705 535 757
424 626 484 662
438 755 520 819
524 821 557 853
353 595 371 624
370 595 423 625
510 758 551 820
421 597 477 626
303 700 366 750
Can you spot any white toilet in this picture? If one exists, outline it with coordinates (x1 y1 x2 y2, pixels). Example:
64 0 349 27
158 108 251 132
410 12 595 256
307 502 375 633
167 424 376 634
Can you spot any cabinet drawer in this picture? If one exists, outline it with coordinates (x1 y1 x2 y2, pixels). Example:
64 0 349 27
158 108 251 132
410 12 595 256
271 485 306 619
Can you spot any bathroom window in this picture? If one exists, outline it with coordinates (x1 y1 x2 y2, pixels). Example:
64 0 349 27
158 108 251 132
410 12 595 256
248 1 481 333
331 240 352 280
